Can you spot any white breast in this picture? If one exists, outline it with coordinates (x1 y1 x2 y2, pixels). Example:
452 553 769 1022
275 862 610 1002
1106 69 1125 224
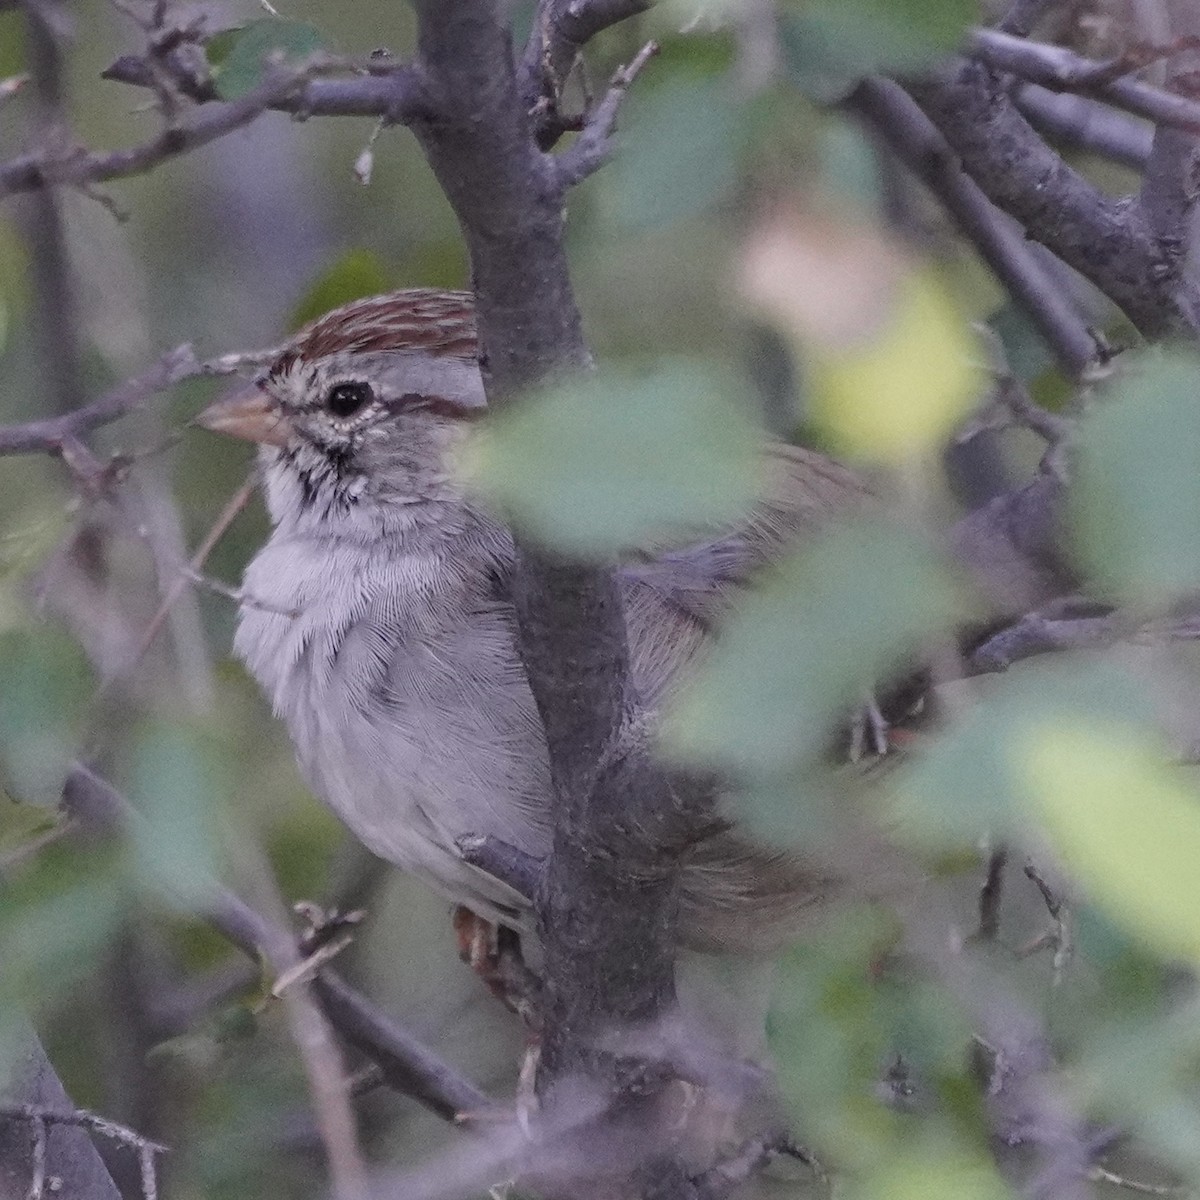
234 527 553 924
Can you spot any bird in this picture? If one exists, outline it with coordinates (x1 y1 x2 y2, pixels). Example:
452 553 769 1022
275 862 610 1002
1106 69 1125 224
195 288 979 960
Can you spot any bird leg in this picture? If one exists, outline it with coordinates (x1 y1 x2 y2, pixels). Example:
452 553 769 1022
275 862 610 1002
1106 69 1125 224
451 906 542 1026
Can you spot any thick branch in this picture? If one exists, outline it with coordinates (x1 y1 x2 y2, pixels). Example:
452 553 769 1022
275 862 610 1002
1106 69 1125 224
408 15 695 1198
849 77 1099 380
907 61 1200 338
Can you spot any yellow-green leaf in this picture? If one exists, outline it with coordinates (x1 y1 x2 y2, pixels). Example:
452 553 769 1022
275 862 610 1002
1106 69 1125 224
1022 722 1200 965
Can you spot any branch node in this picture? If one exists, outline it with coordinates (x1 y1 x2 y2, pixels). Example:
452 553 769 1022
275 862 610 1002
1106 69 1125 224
456 834 542 900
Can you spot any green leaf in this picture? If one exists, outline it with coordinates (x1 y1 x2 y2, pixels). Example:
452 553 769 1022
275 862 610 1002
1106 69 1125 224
461 360 763 556
0 627 91 806
663 516 966 779
853 1146 1012 1200
207 20 328 101
290 250 391 331
129 719 226 910
892 659 1154 850
0 843 128 1012
1072 350 1200 607
780 0 978 100
1021 721 1200 966
606 75 741 229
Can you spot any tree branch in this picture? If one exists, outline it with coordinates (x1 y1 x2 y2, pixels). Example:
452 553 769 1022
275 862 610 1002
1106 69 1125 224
554 39 658 188
408 2 697 1192
906 61 1200 339
0 1022 123 1200
1012 84 1152 171
970 28 1200 135
60 763 492 1126
848 76 1101 380
0 60 430 199
519 0 652 146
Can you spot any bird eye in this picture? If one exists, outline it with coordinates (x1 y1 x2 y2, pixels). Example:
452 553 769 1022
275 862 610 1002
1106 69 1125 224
325 381 373 420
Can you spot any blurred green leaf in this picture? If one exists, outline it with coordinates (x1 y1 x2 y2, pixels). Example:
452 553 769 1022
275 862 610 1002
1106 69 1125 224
818 119 885 216
0 508 69 580
1022 721 1200 966
461 360 763 556
607 76 741 229
781 0 978 100
664 516 965 778
0 12 23 78
0 214 30 363
0 627 91 806
770 906 900 1126
290 249 391 331
207 20 329 101
1073 350 1200 607
0 843 128 1011
809 267 981 462
129 719 226 910
853 1145 1012 1200
892 659 1154 849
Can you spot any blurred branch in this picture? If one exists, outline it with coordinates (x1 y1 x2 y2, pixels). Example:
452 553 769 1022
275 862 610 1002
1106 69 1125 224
977 846 1008 942
969 29 1200 134
21 0 86 417
60 764 493 1127
849 77 1101 380
1012 84 1152 170
230 843 367 1200
1136 48 1200 326
98 472 257 703
906 61 1200 338
996 0 1056 38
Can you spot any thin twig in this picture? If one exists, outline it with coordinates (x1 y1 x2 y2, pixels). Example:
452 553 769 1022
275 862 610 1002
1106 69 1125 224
977 846 1009 942
94 472 257 702
24 1115 46 1200
554 40 659 187
0 1103 168 1155
0 343 203 456
518 0 653 146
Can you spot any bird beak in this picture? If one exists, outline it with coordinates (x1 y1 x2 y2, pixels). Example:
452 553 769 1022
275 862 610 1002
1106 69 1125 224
196 387 294 448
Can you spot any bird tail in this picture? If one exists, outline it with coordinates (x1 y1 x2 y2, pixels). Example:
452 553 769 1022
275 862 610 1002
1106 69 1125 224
678 825 911 955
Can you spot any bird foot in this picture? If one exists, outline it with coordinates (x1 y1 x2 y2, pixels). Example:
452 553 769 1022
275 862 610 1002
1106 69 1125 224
451 906 542 1026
